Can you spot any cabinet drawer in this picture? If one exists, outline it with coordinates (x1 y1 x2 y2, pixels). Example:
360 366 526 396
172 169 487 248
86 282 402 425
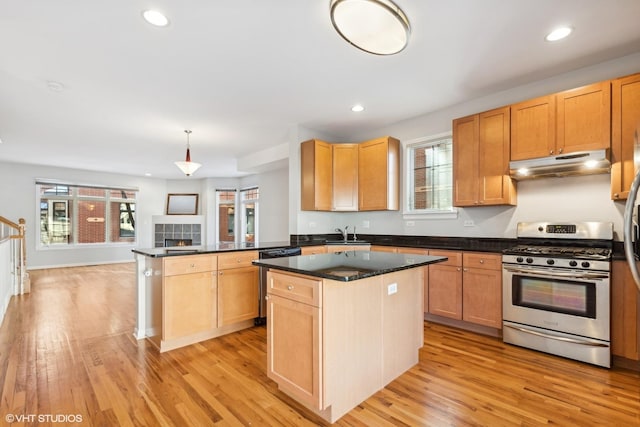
164 254 217 276
463 252 502 270
428 250 462 267
217 251 259 269
268 271 321 307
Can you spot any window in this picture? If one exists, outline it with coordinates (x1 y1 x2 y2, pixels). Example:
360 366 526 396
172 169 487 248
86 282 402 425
216 190 236 243
240 187 259 244
405 133 456 218
37 181 137 248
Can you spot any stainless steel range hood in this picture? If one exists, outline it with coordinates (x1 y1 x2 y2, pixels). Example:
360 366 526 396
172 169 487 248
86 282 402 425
509 149 610 180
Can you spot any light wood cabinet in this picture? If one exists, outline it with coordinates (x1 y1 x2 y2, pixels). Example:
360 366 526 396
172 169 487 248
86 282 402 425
611 261 640 362
611 73 640 200
556 81 611 154
301 139 333 211
325 244 370 253
428 250 463 319
217 251 259 327
332 143 358 211
301 245 327 255
162 255 218 341
453 107 515 207
510 94 556 160
358 137 400 211
510 81 611 161
461 252 502 328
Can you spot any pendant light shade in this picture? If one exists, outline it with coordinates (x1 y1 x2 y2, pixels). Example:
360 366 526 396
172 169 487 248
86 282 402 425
330 0 410 55
174 130 202 176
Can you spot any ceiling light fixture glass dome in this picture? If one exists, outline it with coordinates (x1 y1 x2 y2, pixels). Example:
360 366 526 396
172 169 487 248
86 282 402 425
330 0 411 55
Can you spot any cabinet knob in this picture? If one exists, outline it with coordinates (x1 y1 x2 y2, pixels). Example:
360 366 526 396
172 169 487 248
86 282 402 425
559 148 563 153
287 285 294 291
614 193 619 198
479 259 484 264
457 267 462 272
550 150 554 155
190 263 195 268
219 271 224 275
463 268 468 272
237 259 241 263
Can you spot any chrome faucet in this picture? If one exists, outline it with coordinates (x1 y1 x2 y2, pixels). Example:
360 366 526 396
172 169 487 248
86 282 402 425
353 226 357 241
335 226 349 242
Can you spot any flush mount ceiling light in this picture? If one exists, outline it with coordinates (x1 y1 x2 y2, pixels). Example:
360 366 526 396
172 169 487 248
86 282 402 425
351 104 365 112
330 0 411 55
545 26 573 42
142 10 169 27
174 130 202 176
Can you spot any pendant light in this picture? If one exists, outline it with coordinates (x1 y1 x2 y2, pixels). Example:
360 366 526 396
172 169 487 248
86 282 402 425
174 130 202 176
330 0 411 55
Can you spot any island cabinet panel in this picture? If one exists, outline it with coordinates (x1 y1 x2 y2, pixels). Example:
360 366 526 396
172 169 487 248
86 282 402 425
163 254 217 276
325 244 370 253
217 251 259 327
300 245 327 255
510 94 556 160
396 247 430 314
163 272 217 340
611 72 640 200
332 143 359 211
611 261 640 363
461 252 502 328
267 271 322 410
358 137 400 211
556 81 611 154
301 139 333 211
428 250 463 320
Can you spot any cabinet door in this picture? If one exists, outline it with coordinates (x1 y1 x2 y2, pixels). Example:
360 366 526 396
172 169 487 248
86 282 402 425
510 94 556 160
478 107 515 205
267 293 322 409
325 245 370 253
301 139 333 211
428 265 462 320
462 267 502 328
611 73 640 200
556 81 611 154
332 143 359 211
300 245 327 255
611 261 640 360
358 137 400 211
163 272 216 340
218 266 259 326
453 114 479 206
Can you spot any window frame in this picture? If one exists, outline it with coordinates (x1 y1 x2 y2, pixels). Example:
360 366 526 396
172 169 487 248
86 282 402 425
403 132 458 220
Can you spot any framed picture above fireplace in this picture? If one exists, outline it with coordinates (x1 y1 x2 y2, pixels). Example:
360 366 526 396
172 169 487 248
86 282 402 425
166 193 199 215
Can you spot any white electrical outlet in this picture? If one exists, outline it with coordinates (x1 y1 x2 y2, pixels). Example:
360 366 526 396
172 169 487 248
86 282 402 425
463 220 475 227
406 220 415 227
362 220 370 228
309 221 317 228
387 283 398 295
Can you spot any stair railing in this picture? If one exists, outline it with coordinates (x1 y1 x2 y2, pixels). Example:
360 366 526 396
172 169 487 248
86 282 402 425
0 216 29 295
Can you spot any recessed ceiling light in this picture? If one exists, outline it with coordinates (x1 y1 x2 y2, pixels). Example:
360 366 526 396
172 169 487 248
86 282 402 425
145 173 152 177
351 104 365 112
545 26 572 42
142 10 169 27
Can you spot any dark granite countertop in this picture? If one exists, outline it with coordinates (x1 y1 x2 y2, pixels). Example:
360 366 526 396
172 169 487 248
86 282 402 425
252 250 447 282
132 240 292 258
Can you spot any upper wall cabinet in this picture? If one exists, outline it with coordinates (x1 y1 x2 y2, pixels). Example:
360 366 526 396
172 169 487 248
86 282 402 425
301 139 333 211
511 81 611 161
453 107 516 207
300 137 399 211
358 137 400 211
611 73 640 201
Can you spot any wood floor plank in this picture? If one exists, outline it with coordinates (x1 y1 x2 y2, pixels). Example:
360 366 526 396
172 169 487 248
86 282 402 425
0 263 637 426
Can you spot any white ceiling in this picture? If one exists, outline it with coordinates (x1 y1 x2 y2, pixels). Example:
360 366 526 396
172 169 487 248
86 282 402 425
1 1 639 179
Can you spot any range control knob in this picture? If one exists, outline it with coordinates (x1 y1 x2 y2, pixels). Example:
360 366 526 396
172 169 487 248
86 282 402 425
516 257 524 263
546 259 555 265
526 257 534 264
569 260 578 267
581 261 591 268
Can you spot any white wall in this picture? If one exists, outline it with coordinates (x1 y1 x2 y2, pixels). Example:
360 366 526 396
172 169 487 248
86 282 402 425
286 52 640 241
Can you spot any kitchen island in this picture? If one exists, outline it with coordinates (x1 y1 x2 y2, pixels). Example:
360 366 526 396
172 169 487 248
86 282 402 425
253 250 447 423
132 241 289 352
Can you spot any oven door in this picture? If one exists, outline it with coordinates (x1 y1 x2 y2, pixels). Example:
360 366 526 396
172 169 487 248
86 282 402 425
502 263 610 341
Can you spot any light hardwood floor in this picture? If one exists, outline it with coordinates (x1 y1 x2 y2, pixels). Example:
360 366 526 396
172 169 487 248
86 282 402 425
0 263 638 426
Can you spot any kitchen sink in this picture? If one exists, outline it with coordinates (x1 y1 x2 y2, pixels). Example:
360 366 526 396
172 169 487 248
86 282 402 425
325 240 370 245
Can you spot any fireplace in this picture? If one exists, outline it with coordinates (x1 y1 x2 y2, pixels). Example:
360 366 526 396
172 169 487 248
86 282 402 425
164 238 193 247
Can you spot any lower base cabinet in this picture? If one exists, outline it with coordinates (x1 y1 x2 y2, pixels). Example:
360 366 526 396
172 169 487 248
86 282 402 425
218 265 259 326
163 271 217 340
266 267 423 423
611 261 640 363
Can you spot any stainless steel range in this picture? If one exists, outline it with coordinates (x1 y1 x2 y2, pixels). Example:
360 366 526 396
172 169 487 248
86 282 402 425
502 221 613 368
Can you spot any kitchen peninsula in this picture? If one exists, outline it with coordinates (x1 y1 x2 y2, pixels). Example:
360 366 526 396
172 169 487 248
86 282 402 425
132 241 290 352
253 250 447 423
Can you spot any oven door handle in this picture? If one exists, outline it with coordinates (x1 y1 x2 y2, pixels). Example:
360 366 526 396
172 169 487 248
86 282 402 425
503 266 609 280
503 324 609 347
